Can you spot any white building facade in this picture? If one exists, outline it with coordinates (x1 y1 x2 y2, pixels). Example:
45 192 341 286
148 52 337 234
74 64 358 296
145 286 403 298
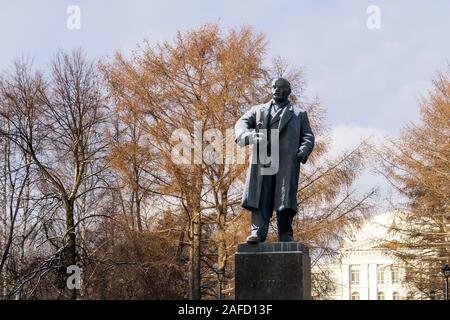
325 211 414 300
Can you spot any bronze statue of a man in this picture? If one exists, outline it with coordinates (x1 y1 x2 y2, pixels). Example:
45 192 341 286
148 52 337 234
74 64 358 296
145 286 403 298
235 77 315 244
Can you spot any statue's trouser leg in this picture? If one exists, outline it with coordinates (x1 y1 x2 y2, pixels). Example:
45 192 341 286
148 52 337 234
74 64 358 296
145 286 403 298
250 174 276 240
276 209 295 241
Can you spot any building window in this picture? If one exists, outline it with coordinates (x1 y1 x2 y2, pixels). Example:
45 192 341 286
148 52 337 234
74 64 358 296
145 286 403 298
393 291 400 300
377 266 384 285
351 291 360 300
350 266 360 285
377 292 385 300
391 268 400 284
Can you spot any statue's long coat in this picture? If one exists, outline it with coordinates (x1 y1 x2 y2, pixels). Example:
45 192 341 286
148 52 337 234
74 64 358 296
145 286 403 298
235 101 315 213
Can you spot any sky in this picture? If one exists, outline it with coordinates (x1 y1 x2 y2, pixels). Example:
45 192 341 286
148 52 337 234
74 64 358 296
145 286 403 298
1 0 449 210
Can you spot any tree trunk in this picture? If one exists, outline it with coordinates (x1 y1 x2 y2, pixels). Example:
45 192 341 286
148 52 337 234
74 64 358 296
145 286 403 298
1 137 7 297
64 200 77 300
217 191 228 300
136 196 143 232
189 208 201 300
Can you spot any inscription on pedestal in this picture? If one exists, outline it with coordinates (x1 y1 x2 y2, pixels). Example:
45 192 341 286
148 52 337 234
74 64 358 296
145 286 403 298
235 242 311 300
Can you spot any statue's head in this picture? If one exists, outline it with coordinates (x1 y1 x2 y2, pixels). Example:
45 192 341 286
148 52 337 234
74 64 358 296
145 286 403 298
271 77 291 103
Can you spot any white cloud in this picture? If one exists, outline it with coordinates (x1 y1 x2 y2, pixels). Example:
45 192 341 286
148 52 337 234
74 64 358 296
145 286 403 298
327 123 387 158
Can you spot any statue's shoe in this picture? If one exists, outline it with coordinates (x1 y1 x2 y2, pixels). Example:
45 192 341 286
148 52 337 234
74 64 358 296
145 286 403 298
278 233 294 242
246 235 265 244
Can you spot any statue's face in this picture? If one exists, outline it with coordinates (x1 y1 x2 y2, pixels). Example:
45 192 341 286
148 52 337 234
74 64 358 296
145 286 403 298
271 78 291 103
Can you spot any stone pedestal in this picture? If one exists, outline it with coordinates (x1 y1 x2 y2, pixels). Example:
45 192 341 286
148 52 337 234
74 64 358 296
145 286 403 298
235 242 311 300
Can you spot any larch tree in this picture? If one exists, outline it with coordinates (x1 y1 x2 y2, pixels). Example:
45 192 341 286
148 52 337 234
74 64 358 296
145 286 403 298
108 103 154 232
378 66 449 299
102 24 268 299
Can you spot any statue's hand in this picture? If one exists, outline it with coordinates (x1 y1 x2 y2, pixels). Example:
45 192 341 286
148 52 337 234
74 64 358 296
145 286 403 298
237 131 267 147
297 150 306 163
250 132 267 146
